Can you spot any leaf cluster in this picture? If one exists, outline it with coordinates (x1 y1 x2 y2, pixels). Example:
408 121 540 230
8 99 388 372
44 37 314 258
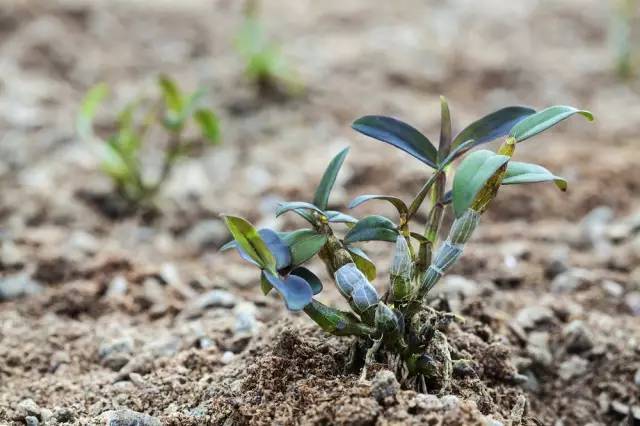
76 75 221 207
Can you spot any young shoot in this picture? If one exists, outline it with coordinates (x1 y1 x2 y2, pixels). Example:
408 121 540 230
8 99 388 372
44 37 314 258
235 0 302 97
222 98 593 392
77 75 220 209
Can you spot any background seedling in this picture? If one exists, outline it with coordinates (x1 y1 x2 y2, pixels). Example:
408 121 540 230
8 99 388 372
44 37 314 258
222 98 592 393
610 0 638 79
235 0 302 97
77 75 220 211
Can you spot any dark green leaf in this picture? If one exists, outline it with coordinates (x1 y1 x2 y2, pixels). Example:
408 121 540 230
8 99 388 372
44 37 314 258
313 147 349 210
502 161 567 191
344 215 398 244
290 266 323 295
437 139 475 169
194 109 220 144
348 195 408 216
276 201 325 218
452 150 509 217
222 215 276 272
77 83 108 141
262 271 313 311
509 105 594 142
325 210 358 224
260 273 273 295
451 106 536 150
346 246 376 281
438 96 452 161
280 229 328 266
352 115 437 168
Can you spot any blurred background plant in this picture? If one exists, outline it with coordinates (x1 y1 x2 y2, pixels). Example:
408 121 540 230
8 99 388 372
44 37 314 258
235 0 303 97
610 0 639 79
76 75 220 214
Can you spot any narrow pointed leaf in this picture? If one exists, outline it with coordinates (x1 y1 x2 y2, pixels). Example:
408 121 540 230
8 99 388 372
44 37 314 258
262 271 313 311
280 229 328 266
194 109 221 144
313 147 349 210
344 215 398 244
348 195 408 215
325 210 358 224
437 139 475 168
290 267 323 295
346 246 377 281
158 75 183 114
452 150 509 217
77 83 108 141
220 240 236 251
451 106 536 150
438 96 452 161
276 201 325 218
509 105 594 142
352 116 437 167
408 173 437 218
222 215 276 272
502 161 567 191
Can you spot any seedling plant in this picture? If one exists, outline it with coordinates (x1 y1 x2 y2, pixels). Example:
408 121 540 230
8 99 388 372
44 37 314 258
222 99 592 392
77 75 220 209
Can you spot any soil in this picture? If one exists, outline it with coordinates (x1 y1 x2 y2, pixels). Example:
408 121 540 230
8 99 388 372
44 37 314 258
1 1 640 425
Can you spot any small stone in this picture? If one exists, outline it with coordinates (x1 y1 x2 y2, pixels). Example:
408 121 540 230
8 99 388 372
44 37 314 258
184 290 237 318
0 274 43 300
54 407 75 423
185 219 229 251
610 400 629 416
634 368 640 386
17 399 40 418
606 223 632 243
431 275 479 298
25 416 39 426
551 269 593 293
440 395 460 411
99 337 134 371
115 353 155 382
526 332 553 367
602 280 624 297
625 292 640 316
484 418 504 426
99 409 162 426
371 370 400 404
144 336 181 358
234 302 258 335
558 355 588 380
515 306 554 330
105 275 128 298
562 320 594 353
412 393 443 412
578 206 614 247
220 351 235 364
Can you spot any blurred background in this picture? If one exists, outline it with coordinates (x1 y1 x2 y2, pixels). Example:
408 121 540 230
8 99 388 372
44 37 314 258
1 0 639 424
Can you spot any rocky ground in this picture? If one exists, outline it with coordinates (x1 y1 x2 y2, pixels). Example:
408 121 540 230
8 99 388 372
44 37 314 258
1 0 639 425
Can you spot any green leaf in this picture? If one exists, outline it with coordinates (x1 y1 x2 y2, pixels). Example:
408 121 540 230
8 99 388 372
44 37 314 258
452 150 509 217
77 83 108 141
352 116 438 168
325 210 358 224
276 201 325 218
262 270 313 311
348 195 408 216
280 229 328 266
222 215 276 272
346 246 376 281
451 106 536 150
438 96 452 162
313 147 349 210
260 273 273 295
502 161 567 191
344 215 398 244
194 109 221 144
437 139 475 169
290 267 323 295
509 105 594 143
158 75 184 113
408 173 437 218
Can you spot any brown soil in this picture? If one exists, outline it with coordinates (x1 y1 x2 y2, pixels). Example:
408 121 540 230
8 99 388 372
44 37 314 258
1 1 640 425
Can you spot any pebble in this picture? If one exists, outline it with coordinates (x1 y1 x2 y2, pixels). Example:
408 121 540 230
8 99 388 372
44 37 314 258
371 370 400 404
183 289 237 319
17 398 41 418
0 274 43 300
440 395 460 411
578 206 614 247
515 306 554 330
551 269 593 293
625 292 640 316
602 280 624 297
234 302 258 334
105 275 128 298
412 394 443 412
220 351 235 364
526 332 553 367
562 320 594 353
634 368 640 386
99 409 162 426
115 353 155 382
431 275 479 298
558 355 588 380
185 219 229 251
54 407 75 423
144 335 181 358
99 337 134 371
25 416 39 426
